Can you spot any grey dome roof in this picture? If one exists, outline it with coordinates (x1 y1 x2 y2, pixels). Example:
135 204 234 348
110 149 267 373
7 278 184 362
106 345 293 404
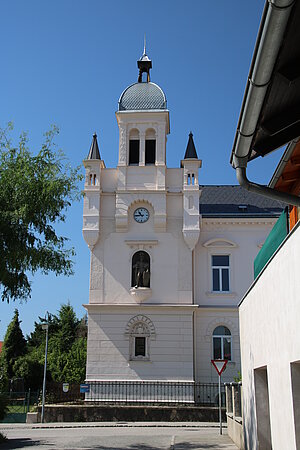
118 82 167 111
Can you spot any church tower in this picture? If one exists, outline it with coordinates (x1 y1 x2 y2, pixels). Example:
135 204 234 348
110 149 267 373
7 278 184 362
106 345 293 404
115 47 170 232
83 48 201 401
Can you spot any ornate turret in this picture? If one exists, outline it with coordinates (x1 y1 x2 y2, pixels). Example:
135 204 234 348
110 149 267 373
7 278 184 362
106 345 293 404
82 133 105 248
181 132 202 251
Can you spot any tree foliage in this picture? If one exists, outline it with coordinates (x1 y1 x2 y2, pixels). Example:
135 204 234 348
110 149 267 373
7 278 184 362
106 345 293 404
1 304 87 389
0 123 83 302
0 309 27 380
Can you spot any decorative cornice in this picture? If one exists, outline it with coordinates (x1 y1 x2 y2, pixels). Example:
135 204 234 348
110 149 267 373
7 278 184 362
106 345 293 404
202 217 277 226
83 303 198 310
203 238 237 248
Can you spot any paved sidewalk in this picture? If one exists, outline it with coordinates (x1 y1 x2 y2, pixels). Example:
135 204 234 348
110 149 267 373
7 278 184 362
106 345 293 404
0 421 225 429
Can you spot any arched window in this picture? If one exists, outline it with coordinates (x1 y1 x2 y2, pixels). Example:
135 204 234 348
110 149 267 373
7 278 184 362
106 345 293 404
130 321 150 360
125 315 156 361
213 326 232 361
145 128 156 165
129 128 139 165
131 251 150 288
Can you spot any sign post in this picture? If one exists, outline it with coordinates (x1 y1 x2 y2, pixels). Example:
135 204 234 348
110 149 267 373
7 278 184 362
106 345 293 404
211 359 228 435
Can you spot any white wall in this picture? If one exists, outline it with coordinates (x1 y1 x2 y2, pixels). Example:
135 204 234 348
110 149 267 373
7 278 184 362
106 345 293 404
85 305 195 381
239 223 300 450
195 219 276 308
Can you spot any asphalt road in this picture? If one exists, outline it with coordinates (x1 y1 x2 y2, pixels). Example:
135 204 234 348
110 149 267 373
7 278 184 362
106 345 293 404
0 424 238 450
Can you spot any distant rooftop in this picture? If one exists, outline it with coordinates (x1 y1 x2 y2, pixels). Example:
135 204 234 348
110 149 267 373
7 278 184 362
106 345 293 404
200 185 284 218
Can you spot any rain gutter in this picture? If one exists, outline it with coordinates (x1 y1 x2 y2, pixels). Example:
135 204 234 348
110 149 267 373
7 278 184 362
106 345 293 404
231 0 300 207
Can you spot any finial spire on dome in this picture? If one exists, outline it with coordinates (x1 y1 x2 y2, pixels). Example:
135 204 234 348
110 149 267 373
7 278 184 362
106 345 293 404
143 33 146 56
137 35 152 83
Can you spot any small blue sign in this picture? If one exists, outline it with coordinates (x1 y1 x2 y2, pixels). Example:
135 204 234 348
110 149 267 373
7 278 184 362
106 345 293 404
80 383 90 393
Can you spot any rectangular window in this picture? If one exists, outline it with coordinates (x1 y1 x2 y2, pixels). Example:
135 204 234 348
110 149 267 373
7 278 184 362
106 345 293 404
135 337 146 357
212 255 230 292
213 336 232 361
129 140 139 165
145 140 156 165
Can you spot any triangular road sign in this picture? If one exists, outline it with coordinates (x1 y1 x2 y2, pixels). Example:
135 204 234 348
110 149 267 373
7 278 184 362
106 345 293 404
211 359 228 376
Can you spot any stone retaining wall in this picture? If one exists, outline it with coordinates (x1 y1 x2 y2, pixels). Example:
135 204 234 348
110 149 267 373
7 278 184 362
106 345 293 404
37 405 226 423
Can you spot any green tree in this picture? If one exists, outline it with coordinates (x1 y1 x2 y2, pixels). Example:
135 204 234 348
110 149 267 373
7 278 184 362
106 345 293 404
0 123 83 302
0 309 27 379
27 314 59 350
13 350 44 390
56 303 79 352
62 338 87 383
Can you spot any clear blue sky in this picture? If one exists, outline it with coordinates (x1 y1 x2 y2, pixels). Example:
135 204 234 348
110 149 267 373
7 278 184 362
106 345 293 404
0 0 282 339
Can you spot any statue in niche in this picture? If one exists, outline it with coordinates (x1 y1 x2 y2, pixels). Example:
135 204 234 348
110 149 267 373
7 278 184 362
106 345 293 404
132 251 150 288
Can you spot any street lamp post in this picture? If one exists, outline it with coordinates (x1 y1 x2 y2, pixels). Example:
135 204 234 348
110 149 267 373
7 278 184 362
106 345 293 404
41 321 49 423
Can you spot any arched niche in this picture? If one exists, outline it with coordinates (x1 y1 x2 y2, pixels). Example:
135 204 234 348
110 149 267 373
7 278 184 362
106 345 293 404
131 250 150 287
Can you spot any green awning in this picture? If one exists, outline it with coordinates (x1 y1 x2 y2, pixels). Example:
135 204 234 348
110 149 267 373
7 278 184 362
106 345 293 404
254 208 289 279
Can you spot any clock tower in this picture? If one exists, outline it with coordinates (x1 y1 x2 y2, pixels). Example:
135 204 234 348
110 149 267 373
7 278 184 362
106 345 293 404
83 48 201 400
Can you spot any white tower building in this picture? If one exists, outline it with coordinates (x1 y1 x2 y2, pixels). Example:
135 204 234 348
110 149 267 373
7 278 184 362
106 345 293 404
82 48 282 403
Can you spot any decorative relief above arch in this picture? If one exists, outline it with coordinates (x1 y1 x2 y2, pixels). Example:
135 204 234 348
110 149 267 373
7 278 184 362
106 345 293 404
128 198 155 213
115 193 166 232
204 317 239 342
203 238 237 248
125 314 156 339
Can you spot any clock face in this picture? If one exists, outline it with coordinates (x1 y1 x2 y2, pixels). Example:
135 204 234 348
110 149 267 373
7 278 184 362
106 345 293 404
134 207 149 223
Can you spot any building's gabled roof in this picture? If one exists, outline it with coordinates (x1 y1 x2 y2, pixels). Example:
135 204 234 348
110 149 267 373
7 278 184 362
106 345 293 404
184 132 198 159
200 185 284 218
87 133 101 160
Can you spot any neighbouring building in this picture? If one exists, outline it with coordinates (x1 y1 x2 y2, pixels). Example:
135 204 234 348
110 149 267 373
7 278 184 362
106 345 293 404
230 0 300 448
82 47 282 403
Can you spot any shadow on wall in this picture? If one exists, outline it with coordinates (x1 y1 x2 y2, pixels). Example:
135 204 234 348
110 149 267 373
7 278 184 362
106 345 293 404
243 349 258 450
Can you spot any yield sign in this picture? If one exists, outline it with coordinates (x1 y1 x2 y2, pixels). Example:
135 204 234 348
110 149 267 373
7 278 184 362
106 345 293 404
211 359 228 376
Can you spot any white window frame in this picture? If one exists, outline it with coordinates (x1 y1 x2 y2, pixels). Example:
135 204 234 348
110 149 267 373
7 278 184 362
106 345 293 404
125 315 156 362
129 322 151 361
211 254 230 292
212 327 232 361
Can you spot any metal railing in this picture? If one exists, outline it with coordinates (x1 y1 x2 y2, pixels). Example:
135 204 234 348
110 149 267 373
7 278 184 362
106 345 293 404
83 381 225 406
0 390 39 423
